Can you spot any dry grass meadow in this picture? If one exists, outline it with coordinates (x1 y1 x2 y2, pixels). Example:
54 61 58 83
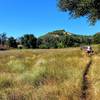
0 45 99 100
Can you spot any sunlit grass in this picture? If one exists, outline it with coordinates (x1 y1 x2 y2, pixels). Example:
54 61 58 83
0 46 99 100
88 55 100 100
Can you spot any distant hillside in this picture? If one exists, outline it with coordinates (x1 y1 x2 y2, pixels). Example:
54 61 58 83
38 30 94 49
39 30 72 39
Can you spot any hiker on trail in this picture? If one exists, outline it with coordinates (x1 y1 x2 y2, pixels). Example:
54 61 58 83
86 46 94 55
86 46 91 53
80 45 94 56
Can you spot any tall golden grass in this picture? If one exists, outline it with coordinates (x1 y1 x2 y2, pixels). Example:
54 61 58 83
0 46 99 100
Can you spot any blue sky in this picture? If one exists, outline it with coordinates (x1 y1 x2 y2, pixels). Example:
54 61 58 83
0 0 100 38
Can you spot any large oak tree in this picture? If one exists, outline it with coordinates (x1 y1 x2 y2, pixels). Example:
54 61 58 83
58 0 100 24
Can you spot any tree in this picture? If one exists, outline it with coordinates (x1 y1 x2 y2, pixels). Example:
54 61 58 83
0 33 7 45
20 34 37 48
7 37 17 48
93 32 100 44
36 38 43 48
39 35 58 49
58 0 100 24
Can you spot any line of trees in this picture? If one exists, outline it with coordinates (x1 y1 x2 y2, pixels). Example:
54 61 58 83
0 30 100 49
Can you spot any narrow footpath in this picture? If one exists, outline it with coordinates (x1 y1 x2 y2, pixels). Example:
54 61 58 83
81 57 92 100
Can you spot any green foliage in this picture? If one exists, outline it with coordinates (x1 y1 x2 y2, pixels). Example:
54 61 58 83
7 37 17 48
20 34 37 48
57 42 65 48
39 44 49 49
38 30 94 48
58 0 100 24
93 32 100 44
0 33 7 45
38 35 58 49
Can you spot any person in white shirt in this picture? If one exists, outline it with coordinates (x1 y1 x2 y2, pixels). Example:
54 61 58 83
86 46 93 55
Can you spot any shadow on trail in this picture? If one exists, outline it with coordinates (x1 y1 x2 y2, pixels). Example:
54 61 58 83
81 58 92 100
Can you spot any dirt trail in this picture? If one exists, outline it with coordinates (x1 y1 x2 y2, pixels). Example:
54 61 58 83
81 58 92 100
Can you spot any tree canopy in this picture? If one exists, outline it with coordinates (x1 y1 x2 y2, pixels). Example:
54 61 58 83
58 0 100 24
7 37 17 48
20 34 37 48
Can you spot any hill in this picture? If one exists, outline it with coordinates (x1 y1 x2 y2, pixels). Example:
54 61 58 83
40 30 72 38
38 30 93 48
